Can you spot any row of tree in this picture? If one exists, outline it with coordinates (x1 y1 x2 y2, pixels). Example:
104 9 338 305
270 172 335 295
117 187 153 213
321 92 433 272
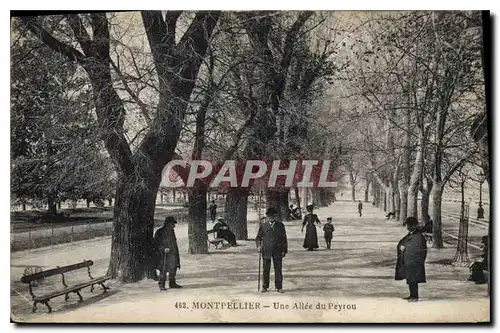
11 11 487 281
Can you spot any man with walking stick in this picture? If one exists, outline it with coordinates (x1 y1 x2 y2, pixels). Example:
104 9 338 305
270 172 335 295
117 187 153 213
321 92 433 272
256 208 288 293
154 216 182 291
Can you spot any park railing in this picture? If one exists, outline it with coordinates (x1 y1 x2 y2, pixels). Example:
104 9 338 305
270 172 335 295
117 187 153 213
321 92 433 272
10 206 225 253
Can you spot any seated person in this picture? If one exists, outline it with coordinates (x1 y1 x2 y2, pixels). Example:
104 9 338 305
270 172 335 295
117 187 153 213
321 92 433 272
289 204 301 220
423 217 433 233
386 212 396 219
468 236 489 284
210 218 237 246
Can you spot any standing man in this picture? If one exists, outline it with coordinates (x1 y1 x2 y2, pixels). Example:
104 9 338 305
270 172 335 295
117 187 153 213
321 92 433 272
154 216 182 291
358 200 363 217
395 217 427 302
256 207 288 293
209 200 218 222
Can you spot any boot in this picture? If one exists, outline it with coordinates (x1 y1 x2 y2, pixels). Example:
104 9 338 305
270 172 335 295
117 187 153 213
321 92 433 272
158 281 167 291
169 279 183 288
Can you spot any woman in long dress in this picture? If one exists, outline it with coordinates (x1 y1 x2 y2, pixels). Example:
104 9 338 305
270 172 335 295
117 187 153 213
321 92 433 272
301 205 321 251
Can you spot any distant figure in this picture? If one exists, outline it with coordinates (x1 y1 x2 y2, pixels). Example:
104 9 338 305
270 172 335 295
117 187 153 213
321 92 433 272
395 217 427 302
211 218 237 246
256 207 288 293
323 217 335 250
477 203 484 219
302 205 321 251
422 215 433 233
154 217 182 291
468 236 489 284
209 200 217 222
358 200 363 217
289 204 301 220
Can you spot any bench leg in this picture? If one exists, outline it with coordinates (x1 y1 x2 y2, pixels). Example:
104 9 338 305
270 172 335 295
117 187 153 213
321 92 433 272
90 285 95 292
100 283 109 292
65 293 70 301
32 301 38 313
75 290 83 302
42 301 52 313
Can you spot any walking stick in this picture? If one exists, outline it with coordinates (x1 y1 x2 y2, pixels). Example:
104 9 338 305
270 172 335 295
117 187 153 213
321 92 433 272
258 239 262 292
162 249 168 286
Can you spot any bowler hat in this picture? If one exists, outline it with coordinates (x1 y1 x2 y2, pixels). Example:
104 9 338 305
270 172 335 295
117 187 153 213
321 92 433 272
164 216 177 225
406 217 418 226
306 204 314 211
266 207 278 216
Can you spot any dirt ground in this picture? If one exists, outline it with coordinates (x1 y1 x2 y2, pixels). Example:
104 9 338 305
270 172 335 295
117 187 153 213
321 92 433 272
10 201 489 323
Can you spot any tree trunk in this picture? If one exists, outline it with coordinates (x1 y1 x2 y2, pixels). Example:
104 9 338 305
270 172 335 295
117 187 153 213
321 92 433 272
318 188 328 207
86 199 91 208
399 183 408 224
225 187 249 240
47 195 57 216
57 201 62 210
266 188 289 222
351 183 356 202
108 198 113 206
430 183 444 248
408 135 424 218
301 187 309 209
383 189 387 212
22 202 26 211
394 187 401 221
364 178 370 203
107 173 160 281
420 180 432 227
173 188 176 203
188 184 208 254
453 178 470 266
294 186 301 210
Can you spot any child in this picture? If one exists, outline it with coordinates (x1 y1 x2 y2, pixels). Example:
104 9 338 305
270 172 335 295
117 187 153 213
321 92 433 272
323 217 335 250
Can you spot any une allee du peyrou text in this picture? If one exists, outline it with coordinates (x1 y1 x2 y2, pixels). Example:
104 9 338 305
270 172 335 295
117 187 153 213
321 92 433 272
177 301 357 311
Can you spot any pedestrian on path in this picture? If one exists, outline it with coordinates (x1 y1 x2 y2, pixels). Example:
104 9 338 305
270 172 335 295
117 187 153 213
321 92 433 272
209 200 217 222
256 207 288 293
395 217 427 302
323 217 335 250
302 205 321 251
358 200 363 217
154 216 182 291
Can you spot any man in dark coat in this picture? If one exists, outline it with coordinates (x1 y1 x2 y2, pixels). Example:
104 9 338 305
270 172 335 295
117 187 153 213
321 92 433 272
256 207 288 293
154 216 182 291
358 200 363 217
395 216 427 301
209 200 217 222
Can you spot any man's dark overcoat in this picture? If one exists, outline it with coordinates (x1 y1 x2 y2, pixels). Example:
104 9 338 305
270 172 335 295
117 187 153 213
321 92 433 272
395 230 427 284
256 219 288 259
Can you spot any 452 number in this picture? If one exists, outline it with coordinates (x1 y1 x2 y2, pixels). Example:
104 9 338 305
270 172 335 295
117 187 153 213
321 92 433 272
174 302 188 309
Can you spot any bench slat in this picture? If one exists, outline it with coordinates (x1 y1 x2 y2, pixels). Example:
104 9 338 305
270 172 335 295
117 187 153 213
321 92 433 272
20 260 94 283
33 276 111 301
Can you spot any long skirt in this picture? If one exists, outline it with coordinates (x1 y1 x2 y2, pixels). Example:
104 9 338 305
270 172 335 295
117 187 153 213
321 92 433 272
303 223 319 249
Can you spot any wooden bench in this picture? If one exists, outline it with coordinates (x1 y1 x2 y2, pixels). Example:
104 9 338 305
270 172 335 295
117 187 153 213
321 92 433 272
20 260 111 313
207 229 227 249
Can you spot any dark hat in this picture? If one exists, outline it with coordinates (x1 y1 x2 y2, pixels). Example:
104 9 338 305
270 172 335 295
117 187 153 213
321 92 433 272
266 207 278 216
327 217 332 221
218 218 225 222
306 204 314 211
164 216 177 225
406 217 418 226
